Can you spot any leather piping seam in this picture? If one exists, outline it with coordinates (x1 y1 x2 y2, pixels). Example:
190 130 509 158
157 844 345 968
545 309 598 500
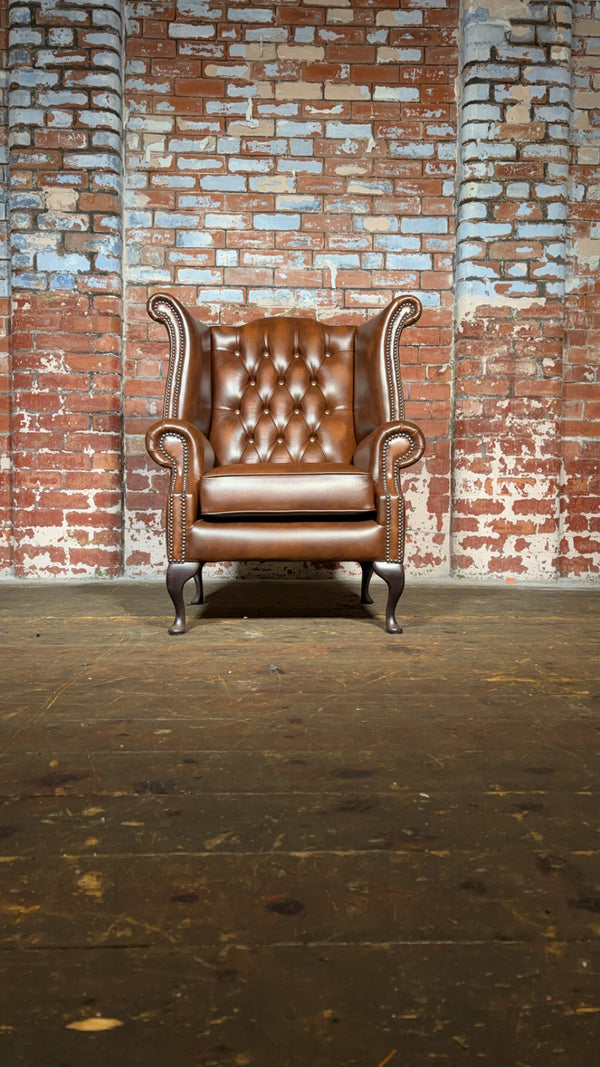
384 303 412 423
158 431 189 563
154 299 185 419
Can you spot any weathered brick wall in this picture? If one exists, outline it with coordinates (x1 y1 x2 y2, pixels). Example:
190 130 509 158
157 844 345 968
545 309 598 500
562 1 600 575
453 0 573 578
0 1 10 571
7 0 124 576
123 0 458 575
0 0 598 582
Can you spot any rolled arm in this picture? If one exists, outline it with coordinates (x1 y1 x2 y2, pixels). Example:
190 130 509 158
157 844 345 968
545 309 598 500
353 421 425 564
353 420 426 494
146 418 215 484
145 419 215 562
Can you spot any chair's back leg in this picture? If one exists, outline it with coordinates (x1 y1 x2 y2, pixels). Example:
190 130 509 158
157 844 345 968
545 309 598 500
191 564 206 605
360 562 374 604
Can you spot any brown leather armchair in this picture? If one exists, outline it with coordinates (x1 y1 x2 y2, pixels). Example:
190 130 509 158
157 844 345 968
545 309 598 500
146 293 426 634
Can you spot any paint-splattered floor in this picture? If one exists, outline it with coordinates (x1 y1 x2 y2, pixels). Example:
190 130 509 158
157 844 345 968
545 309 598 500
1 578 599 1066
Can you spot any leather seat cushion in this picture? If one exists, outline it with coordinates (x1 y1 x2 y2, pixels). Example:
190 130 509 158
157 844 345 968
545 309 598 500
200 463 375 518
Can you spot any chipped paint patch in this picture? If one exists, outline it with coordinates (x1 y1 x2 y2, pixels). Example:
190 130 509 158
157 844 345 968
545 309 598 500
456 293 546 324
573 238 600 267
363 217 393 233
464 0 531 19
505 85 533 124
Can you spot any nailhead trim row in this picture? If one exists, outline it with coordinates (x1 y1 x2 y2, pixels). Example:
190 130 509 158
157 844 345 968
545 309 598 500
158 431 189 563
384 298 419 422
382 430 416 563
153 298 186 419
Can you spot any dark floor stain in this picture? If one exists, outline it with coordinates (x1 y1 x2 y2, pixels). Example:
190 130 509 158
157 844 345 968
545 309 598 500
569 896 600 913
536 854 568 874
335 796 379 812
515 800 544 812
171 892 199 904
459 879 488 895
34 771 89 789
0 825 20 839
524 766 555 775
134 780 169 795
266 897 305 916
332 768 375 779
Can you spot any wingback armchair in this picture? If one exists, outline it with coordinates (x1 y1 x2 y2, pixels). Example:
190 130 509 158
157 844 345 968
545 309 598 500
146 293 426 634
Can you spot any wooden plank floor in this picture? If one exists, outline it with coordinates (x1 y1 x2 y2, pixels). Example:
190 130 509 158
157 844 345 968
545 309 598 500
0 577 599 1066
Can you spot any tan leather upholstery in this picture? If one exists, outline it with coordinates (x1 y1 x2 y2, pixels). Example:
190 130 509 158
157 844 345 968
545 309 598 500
146 292 426 632
201 463 374 518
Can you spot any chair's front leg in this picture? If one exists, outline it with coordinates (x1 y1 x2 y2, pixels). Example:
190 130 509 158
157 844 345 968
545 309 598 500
360 562 374 604
373 561 405 633
166 561 200 634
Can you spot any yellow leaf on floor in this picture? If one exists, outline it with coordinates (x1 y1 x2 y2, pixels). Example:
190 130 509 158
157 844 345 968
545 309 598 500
66 1018 124 1032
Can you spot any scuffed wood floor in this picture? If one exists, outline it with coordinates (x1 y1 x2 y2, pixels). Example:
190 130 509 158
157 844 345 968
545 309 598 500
0 577 599 1066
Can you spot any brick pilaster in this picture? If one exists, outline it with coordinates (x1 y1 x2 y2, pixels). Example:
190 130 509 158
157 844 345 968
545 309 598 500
8 0 124 575
0 2 10 570
452 0 573 578
561 4 600 576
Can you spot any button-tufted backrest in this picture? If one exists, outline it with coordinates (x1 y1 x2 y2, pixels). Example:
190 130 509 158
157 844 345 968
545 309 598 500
209 317 358 466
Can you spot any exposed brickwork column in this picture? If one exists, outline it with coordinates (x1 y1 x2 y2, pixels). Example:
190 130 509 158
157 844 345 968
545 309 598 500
8 0 124 576
123 0 458 575
452 0 572 578
561 5 600 576
0 2 10 570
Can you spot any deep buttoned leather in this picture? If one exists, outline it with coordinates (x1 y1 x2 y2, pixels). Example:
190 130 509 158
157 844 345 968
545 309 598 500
209 318 356 466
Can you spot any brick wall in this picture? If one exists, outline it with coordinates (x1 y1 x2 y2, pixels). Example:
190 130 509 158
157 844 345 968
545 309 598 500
562 0 600 576
1 0 599 583
0 1 10 571
7 0 124 576
453 0 573 578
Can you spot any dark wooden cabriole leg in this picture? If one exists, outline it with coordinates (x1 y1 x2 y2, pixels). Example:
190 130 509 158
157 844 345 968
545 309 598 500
373 561 405 634
190 563 205 605
166 561 200 635
360 562 374 604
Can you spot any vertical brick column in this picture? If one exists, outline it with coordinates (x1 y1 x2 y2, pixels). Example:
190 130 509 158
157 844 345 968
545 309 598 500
0 3 10 569
561 6 600 576
453 0 572 578
8 0 124 576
